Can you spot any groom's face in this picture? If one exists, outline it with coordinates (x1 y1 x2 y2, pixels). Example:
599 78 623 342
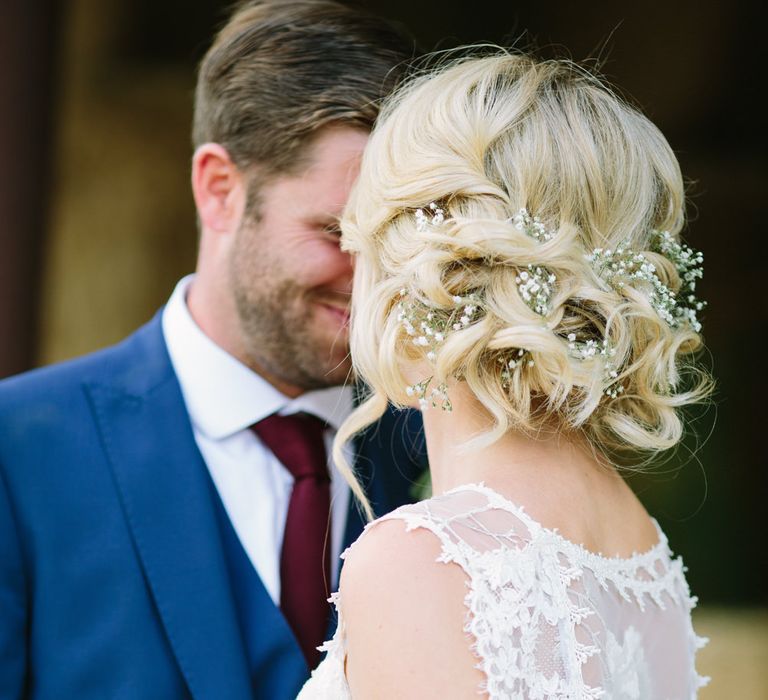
228 126 367 392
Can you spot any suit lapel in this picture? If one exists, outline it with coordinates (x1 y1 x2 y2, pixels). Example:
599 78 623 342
86 317 253 700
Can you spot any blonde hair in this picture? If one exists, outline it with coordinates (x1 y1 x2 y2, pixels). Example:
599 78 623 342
336 51 713 520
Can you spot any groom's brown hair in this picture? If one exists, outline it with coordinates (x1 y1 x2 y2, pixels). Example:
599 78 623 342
193 0 415 185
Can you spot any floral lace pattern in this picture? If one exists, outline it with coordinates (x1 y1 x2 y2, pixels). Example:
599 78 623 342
297 483 709 699
297 591 352 700
604 626 651 699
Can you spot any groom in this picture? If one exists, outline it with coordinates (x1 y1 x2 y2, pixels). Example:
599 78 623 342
0 2 423 699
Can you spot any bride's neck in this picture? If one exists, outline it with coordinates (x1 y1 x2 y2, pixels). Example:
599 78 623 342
421 381 610 496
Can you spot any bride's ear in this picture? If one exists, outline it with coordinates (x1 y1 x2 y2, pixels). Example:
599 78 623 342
191 143 246 235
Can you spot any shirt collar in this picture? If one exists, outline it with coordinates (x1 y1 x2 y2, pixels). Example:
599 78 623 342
162 275 354 439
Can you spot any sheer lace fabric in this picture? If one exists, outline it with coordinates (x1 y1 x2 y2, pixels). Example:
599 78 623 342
297 483 709 699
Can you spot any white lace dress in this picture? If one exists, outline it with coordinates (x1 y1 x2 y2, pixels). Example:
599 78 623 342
297 483 709 699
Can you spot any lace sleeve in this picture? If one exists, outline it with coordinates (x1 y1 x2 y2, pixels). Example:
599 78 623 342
372 489 577 698
361 484 708 699
301 483 708 699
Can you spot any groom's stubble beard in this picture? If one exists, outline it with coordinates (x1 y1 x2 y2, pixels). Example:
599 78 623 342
228 220 353 392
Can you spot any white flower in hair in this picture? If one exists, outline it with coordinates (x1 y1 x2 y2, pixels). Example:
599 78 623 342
516 266 556 316
512 208 556 242
397 289 481 411
499 348 535 388
651 230 706 332
587 230 705 332
415 202 445 232
567 333 623 397
398 207 706 409
510 208 558 316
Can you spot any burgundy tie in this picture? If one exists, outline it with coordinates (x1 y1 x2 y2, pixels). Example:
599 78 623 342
251 412 331 668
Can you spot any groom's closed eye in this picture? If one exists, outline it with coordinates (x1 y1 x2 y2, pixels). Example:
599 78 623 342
320 222 343 240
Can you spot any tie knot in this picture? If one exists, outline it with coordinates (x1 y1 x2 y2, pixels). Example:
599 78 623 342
252 412 329 481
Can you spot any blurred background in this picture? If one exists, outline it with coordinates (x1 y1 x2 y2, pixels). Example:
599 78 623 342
1 0 765 695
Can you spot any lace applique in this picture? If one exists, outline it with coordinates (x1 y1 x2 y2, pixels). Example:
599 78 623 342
604 626 651 699
296 592 352 700
373 483 709 699
298 482 710 700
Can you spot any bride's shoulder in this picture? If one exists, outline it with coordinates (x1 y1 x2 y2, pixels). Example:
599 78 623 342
339 482 538 619
337 494 485 698
339 495 459 610
340 511 447 599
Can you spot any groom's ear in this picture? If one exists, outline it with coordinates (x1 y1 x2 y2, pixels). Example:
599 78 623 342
191 143 246 235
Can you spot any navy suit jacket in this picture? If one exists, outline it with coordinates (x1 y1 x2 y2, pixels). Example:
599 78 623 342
0 313 426 700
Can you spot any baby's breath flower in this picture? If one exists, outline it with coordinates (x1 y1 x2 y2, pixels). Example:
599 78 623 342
399 209 704 410
396 290 482 410
567 333 623 399
511 208 556 242
499 348 534 388
588 232 706 333
415 202 445 232
650 230 706 332
516 265 556 316
604 384 624 399
407 377 451 411
588 245 677 326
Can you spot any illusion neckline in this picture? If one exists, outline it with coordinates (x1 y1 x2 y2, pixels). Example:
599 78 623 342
438 481 670 568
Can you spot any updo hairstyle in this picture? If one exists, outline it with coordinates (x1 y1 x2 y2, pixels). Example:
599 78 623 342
336 51 712 518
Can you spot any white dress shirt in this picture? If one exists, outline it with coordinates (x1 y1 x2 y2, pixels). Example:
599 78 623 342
162 275 353 604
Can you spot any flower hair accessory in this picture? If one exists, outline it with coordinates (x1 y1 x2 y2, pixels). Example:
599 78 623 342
587 231 705 332
398 289 481 410
398 204 705 411
516 266 556 316
512 209 557 316
400 202 544 410
651 230 706 331
567 334 623 397
415 202 445 232
512 208 556 242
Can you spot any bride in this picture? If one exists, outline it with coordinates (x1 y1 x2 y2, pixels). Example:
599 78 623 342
299 50 712 699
